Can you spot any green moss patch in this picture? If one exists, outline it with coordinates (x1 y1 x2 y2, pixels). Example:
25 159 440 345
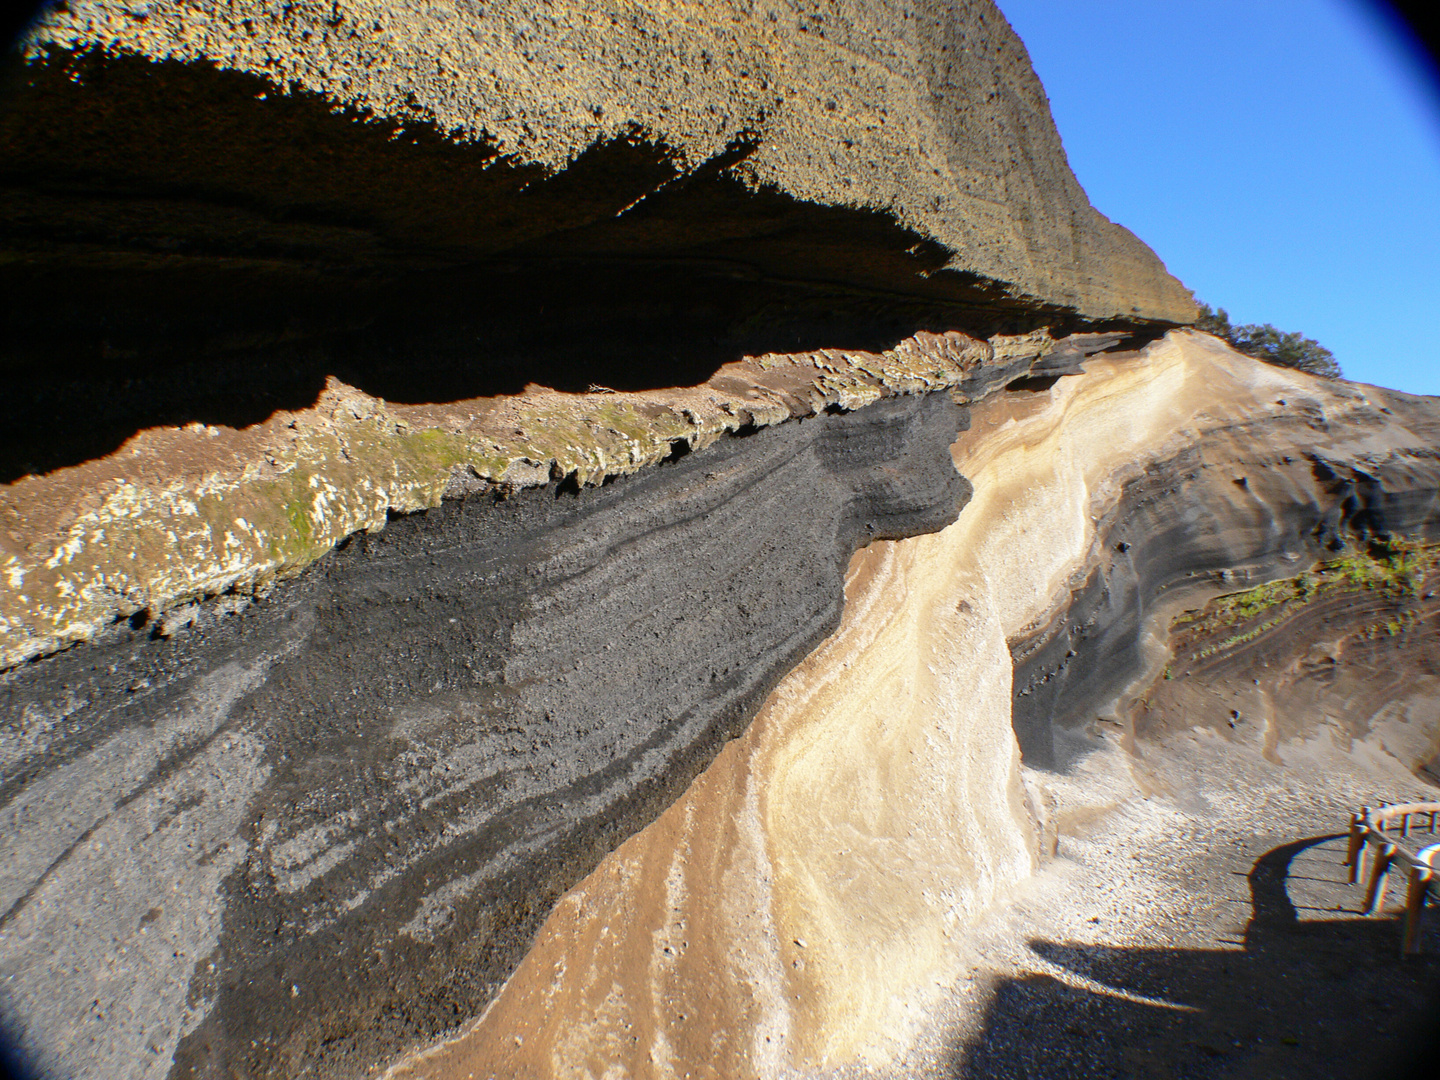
1174 538 1439 659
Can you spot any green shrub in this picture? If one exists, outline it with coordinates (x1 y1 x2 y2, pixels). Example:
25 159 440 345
1194 303 1342 379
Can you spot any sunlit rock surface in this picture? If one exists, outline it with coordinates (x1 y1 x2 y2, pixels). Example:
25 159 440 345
1009 334 1440 769
0 383 981 1079
11 1 1193 326
7 4 1435 1078
1138 541 1440 778
1 1 1191 520
391 332 1440 1079
0 6 1205 1076
1 330 1132 1080
2 328 1053 669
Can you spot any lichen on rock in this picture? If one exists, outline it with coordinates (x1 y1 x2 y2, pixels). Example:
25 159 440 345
13 0 1195 326
0 328 1043 671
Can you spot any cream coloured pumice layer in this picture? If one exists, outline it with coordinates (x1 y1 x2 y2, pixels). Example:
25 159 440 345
383 331 1417 1079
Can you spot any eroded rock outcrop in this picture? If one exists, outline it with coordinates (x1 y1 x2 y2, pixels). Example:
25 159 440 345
0 319 1136 1080
388 332 1440 1079
10 0 1192 323
0 1 1192 487
0 327 1114 670
0 5 1290 1080
3 386 976 1079
1139 542 1440 776
1010 333 1440 768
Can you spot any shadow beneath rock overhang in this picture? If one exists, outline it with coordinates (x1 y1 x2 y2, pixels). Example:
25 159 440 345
0 47 1155 481
948 835 1440 1079
0 1027 34 1080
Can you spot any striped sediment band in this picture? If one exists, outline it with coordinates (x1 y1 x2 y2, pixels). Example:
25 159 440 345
0 328 1093 671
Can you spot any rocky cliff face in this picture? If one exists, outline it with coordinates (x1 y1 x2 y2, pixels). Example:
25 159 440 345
0 316 1129 1080
1009 333 1440 769
5 4 1433 1080
0 0 1191 489
11 0 1191 321
386 332 1440 1080
1 388 976 1080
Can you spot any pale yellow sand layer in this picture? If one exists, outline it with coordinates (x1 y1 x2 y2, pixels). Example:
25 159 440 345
385 332 1408 1079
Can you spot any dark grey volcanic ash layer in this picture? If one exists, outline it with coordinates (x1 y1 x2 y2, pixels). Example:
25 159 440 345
1010 387 1440 770
0 393 968 1080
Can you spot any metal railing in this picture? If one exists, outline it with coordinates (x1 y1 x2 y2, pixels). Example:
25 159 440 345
1343 802 1440 955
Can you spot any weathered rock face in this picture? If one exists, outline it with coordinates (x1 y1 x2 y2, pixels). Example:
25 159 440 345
1138 544 1440 778
0 323 1148 1080
386 333 1440 1080
0 5 1229 1078
1 0 1191 484
0 389 982 1079
12 0 1191 321
0 327 1115 671
1010 335 1440 768
0 12 1434 1057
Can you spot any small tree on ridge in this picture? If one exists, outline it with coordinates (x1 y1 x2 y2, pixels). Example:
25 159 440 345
1194 303 1342 380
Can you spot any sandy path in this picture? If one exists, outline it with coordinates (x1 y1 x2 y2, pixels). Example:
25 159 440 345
824 725 1440 1079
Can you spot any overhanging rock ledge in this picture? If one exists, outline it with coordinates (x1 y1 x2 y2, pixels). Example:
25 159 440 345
0 3 1202 1078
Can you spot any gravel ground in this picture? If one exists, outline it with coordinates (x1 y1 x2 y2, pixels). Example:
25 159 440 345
823 723 1440 1080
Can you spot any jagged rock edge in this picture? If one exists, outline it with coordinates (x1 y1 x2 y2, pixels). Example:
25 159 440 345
0 328 1119 673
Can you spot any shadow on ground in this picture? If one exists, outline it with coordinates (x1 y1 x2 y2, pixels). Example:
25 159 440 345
952 835 1440 1079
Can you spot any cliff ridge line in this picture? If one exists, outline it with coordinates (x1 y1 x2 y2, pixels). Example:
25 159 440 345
11 0 1195 324
0 328 1118 671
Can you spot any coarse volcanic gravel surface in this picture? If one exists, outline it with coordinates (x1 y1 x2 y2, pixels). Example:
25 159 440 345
821 725 1440 1080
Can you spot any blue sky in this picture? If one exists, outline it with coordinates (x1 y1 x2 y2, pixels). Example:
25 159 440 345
996 1 1440 395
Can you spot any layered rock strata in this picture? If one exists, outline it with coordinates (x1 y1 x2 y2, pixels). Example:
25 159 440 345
1138 541 1440 780
9 0 1193 323
0 6 1211 1077
0 327 1119 671
1010 334 1440 768
1 1 1193 492
390 332 1440 1079
1 329 1065 1079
